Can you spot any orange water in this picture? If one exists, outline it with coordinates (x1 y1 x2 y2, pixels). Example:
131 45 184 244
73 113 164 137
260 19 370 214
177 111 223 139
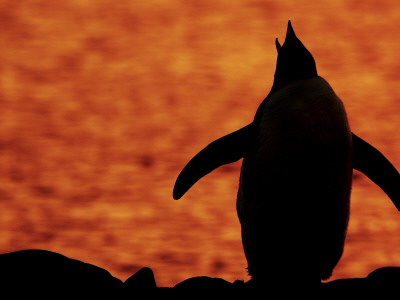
0 1 400 287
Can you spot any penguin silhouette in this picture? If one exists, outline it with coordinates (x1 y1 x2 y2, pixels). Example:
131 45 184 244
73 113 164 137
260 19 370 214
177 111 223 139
173 21 400 288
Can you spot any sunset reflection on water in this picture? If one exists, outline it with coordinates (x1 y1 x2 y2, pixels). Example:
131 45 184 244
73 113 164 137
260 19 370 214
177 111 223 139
0 1 399 287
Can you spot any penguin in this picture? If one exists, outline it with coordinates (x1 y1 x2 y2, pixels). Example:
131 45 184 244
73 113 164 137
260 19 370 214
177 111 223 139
173 21 400 288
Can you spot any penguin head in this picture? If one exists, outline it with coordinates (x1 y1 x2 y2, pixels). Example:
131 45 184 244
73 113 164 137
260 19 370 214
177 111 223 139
271 21 318 92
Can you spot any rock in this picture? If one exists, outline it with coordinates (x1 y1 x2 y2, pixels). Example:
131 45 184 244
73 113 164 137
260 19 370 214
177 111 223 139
322 278 368 292
3 248 400 296
123 267 157 290
366 266 400 292
321 267 400 295
367 266 400 281
0 249 122 296
174 276 233 288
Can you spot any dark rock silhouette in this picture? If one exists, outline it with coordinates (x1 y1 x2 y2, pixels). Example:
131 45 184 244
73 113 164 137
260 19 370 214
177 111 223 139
1 249 400 295
367 266 400 290
0 249 122 297
174 276 233 288
122 267 157 290
322 277 369 293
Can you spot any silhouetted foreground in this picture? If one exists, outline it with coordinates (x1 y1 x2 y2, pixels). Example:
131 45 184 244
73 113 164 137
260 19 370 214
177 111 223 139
0 249 400 296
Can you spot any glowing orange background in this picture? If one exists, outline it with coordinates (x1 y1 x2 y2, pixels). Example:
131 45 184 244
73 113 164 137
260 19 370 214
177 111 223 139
0 0 399 287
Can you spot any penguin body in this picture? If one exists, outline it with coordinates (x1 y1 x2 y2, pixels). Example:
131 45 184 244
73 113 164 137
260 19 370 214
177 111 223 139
237 77 352 284
173 21 400 287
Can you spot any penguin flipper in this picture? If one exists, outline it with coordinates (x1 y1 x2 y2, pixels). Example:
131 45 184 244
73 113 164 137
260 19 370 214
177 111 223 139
352 133 400 211
173 124 254 200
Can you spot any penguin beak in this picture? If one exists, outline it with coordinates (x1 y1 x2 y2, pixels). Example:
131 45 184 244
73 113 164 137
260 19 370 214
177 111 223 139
276 21 296 53
275 38 281 52
284 20 297 43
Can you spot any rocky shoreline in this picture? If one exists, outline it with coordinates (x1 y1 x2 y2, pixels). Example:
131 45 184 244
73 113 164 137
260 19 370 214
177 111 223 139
0 249 398 296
